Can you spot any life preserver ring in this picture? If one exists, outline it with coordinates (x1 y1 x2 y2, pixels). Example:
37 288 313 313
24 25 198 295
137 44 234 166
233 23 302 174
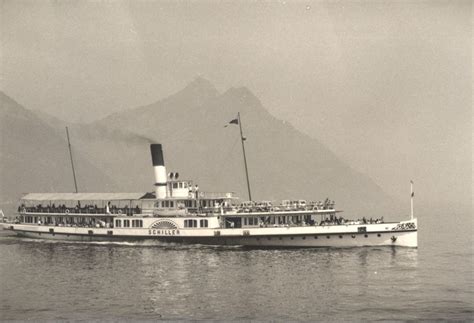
65 209 70 214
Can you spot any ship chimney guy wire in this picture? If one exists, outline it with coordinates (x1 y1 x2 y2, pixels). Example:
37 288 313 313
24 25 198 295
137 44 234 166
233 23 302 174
65 127 78 193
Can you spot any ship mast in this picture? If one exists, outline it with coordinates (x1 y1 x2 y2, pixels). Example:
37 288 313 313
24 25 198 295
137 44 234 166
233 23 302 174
65 127 78 193
237 112 252 201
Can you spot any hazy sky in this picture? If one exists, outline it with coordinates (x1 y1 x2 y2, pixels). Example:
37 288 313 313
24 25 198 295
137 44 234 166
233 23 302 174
1 1 471 213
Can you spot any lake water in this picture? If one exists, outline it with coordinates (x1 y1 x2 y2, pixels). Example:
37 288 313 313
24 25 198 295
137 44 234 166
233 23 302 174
0 212 472 321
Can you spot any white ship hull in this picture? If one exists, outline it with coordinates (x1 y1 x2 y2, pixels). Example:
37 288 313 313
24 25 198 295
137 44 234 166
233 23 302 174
2 219 417 248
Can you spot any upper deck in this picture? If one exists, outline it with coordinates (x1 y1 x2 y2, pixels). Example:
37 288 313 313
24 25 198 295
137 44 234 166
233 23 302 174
17 192 338 217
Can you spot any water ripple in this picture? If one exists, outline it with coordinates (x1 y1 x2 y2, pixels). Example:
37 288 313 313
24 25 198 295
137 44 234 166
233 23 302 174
0 230 472 320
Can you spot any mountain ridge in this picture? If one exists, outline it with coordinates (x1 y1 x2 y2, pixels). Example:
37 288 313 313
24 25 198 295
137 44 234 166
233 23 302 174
1 79 402 218
0 91 118 213
91 79 401 218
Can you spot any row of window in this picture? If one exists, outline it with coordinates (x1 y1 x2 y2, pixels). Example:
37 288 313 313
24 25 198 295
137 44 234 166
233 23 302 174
162 200 175 208
171 182 189 189
256 233 383 241
115 219 143 228
24 216 36 223
153 200 223 208
184 219 208 228
243 217 259 226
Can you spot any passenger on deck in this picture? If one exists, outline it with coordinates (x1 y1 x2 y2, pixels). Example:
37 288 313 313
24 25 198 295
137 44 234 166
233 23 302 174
106 201 111 214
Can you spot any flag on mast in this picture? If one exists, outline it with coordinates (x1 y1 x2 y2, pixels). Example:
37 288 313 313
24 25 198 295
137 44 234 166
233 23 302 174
224 117 239 127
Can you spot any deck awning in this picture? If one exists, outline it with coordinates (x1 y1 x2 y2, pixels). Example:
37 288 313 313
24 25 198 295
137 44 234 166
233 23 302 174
20 193 147 201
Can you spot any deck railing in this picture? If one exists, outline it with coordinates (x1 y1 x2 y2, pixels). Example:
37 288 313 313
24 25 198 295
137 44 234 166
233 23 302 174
19 206 141 216
199 192 236 199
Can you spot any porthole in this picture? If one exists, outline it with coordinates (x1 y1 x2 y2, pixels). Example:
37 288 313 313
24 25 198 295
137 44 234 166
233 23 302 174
267 237 271 241
339 235 343 239
364 234 368 238
351 235 356 238
377 233 381 237
256 237 260 241
290 237 294 240
314 236 318 239
279 237 282 240
302 236 306 240
326 236 330 239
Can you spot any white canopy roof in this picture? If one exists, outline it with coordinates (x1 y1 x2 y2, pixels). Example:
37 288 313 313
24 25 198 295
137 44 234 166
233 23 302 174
21 193 146 201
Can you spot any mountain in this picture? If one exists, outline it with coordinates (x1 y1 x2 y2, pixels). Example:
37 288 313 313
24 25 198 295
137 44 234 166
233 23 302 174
9 77 401 218
0 91 116 214
85 78 401 218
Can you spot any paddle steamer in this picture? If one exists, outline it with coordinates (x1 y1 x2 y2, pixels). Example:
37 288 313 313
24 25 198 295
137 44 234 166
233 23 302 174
3 114 417 247
3 144 417 247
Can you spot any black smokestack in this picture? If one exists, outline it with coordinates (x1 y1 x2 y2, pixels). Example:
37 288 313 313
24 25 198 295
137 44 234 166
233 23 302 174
150 144 164 166
150 144 167 199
